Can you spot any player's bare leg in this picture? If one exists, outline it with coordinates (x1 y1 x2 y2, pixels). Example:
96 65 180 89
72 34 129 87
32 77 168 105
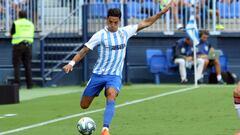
102 87 118 135
80 96 95 109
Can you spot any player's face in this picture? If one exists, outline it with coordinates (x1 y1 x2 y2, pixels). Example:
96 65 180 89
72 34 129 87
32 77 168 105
107 16 120 32
201 34 208 42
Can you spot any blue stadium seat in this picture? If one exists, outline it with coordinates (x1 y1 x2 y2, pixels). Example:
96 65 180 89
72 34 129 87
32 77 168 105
141 1 158 15
219 55 228 72
127 1 147 18
166 48 178 69
146 49 166 84
106 2 121 9
230 2 240 18
146 49 163 66
89 3 107 18
218 1 240 18
149 54 167 84
211 55 228 73
218 2 230 18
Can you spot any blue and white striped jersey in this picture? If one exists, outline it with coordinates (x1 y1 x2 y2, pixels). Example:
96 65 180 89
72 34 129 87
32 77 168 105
85 24 138 77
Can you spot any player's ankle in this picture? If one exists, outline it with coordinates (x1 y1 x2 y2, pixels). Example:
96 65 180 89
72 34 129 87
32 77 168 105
102 127 109 130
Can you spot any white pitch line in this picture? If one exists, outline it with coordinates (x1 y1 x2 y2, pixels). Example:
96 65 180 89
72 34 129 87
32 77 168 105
0 86 199 135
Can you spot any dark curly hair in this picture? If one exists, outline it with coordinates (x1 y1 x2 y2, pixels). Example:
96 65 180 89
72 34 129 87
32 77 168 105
200 30 209 38
107 8 121 19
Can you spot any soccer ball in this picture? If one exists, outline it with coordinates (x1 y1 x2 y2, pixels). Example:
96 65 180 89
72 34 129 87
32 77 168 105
77 117 96 135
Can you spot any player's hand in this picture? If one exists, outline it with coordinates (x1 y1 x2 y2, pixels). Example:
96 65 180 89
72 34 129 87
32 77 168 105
161 1 173 14
63 64 73 73
185 56 193 61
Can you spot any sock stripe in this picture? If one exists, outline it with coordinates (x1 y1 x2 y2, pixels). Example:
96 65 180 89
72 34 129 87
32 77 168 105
234 96 240 104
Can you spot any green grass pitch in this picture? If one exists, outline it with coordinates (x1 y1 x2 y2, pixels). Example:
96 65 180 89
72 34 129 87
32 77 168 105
0 84 240 135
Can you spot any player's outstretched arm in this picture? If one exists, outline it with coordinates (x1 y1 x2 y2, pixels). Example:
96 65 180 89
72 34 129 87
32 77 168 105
63 46 90 73
137 1 172 32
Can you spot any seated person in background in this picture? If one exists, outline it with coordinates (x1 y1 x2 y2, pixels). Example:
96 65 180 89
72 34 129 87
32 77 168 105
173 37 205 83
197 30 225 84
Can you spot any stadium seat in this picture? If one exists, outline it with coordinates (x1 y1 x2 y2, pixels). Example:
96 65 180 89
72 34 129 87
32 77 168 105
89 3 107 18
146 49 166 84
166 48 178 69
107 2 121 9
141 1 158 16
146 49 163 66
219 55 228 72
149 54 167 84
230 2 240 18
218 2 230 18
218 2 240 19
211 55 228 73
127 1 147 18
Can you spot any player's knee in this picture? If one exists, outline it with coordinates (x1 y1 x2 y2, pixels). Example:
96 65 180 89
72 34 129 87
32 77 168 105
106 91 117 100
214 59 220 65
204 60 209 66
197 58 204 65
177 59 185 66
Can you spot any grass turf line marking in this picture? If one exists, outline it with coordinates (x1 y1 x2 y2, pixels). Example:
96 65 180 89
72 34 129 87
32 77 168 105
0 86 198 135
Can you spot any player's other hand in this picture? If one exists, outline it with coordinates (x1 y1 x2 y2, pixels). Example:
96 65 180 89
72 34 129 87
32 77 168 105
63 64 73 73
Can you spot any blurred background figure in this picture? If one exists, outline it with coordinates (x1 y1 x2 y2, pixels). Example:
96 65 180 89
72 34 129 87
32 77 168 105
173 36 205 83
160 0 184 30
196 0 224 30
206 0 224 30
12 0 27 18
61 0 77 15
0 0 5 30
197 31 225 84
10 10 34 89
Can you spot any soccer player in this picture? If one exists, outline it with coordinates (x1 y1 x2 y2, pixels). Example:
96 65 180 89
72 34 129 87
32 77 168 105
63 4 171 135
173 37 205 83
233 81 240 135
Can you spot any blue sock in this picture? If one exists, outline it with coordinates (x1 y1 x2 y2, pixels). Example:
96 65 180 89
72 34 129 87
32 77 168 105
103 100 115 128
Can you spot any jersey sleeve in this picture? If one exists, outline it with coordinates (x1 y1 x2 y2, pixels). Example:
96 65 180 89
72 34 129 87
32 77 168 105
121 24 138 39
85 31 101 50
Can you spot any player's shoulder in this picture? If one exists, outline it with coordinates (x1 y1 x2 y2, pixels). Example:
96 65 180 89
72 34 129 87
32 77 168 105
96 29 106 34
91 29 106 38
